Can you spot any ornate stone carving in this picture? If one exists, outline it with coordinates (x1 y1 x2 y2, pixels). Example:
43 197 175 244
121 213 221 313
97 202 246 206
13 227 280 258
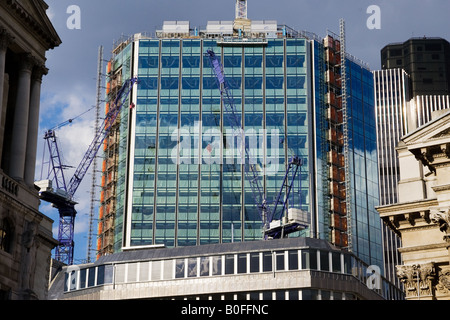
396 262 436 298
32 64 48 82
0 28 14 51
430 207 450 245
436 270 450 294
430 207 450 234
18 53 37 72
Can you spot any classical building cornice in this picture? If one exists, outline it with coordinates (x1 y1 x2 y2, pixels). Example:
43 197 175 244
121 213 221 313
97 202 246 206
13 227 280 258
2 0 61 50
377 199 439 235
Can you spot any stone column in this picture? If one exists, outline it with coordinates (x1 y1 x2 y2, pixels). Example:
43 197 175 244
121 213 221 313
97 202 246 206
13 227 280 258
9 53 35 181
24 65 48 187
0 29 13 165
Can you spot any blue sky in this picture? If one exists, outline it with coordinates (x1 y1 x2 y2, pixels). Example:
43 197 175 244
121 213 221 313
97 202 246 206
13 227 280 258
38 0 450 263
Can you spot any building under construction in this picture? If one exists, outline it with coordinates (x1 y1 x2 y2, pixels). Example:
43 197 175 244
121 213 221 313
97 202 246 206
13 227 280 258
96 0 382 272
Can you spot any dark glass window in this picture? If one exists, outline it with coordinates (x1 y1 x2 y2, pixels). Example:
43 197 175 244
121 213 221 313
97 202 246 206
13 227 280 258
275 251 285 271
332 252 341 273
288 250 298 270
0 219 12 253
237 253 247 274
250 253 260 272
266 76 284 89
183 56 200 68
245 56 262 67
225 254 235 274
320 251 329 271
97 265 105 285
224 56 241 68
138 77 158 90
266 55 284 67
139 56 159 68
182 77 200 89
160 77 179 89
88 267 96 287
286 55 305 68
79 268 87 289
262 252 272 272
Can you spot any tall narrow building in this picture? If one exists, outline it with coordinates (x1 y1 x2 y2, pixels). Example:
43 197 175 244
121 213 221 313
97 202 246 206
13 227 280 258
98 3 383 269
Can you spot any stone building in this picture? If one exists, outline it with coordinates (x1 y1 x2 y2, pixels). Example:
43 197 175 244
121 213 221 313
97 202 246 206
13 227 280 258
377 110 450 300
0 0 61 300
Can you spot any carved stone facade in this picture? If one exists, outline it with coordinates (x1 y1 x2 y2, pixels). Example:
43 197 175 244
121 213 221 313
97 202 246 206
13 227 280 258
0 0 61 300
377 109 450 300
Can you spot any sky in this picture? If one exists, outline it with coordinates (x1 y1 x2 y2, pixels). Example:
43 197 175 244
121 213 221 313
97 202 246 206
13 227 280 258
37 0 450 264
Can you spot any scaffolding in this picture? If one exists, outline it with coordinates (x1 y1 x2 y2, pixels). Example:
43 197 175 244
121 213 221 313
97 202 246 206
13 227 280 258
97 51 124 259
322 20 350 249
339 19 352 251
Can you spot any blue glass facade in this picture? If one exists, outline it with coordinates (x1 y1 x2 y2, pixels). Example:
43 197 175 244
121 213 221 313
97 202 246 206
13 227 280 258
345 59 382 267
106 30 381 268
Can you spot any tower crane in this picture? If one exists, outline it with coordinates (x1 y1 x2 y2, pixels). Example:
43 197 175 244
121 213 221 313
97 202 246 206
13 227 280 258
36 77 138 265
206 49 309 239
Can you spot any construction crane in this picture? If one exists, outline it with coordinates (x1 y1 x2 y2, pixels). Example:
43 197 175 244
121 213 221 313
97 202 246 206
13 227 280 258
206 49 309 239
36 77 138 265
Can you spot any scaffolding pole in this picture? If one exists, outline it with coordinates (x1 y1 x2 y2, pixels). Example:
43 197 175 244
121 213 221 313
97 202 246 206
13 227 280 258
339 19 352 251
86 45 104 263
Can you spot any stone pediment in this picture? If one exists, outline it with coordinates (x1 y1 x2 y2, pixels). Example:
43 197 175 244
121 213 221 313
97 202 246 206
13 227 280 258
402 110 450 151
2 0 61 49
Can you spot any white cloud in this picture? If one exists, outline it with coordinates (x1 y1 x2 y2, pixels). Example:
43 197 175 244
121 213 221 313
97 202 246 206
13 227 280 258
46 7 55 22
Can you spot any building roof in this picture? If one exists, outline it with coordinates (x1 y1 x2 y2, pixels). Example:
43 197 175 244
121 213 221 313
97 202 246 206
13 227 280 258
95 237 339 265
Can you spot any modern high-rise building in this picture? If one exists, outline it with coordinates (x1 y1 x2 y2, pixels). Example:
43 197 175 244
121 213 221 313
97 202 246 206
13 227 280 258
374 69 450 287
381 37 450 96
97 1 383 269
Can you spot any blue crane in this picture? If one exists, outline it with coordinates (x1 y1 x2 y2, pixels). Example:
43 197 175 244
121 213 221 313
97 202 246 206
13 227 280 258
37 77 138 265
206 49 308 239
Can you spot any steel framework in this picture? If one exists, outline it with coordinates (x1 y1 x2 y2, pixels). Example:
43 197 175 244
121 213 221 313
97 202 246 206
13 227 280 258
39 77 137 265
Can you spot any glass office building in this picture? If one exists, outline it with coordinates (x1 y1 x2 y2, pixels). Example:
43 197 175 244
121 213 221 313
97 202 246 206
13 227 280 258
99 19 382 268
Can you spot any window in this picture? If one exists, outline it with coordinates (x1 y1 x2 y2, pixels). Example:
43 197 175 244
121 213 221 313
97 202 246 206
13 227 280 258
97 265 105 285
225 254 235 274
0 218 12 253
187 258 197 277
301 249 317 270
200 257 210 277
176 259 185 278
332 252 341 273
79 268 87 289
237 254 247 274
250 253 260 272
320 251 329 271
211 256 222 275
88 267 96 287
288 250 299 270
275 251 285 271
262 252 272 272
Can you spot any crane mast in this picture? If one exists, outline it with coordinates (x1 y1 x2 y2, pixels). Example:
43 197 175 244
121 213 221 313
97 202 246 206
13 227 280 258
37 77 137 265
